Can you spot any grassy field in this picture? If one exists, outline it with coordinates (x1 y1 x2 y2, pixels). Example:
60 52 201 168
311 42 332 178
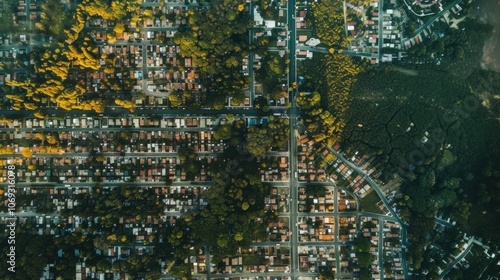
360 191 383 214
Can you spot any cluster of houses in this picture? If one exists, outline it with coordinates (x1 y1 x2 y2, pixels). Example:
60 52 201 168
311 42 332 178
329 160 376 199
338 216 357 241
297 186 335 213
163 186 208 213
266 220 290 242
298 246 337 273
358 217 383 279
383 220 404 279
297 216 336 242
343 0 383 64
264 187 290 213
217 246 291 274
295 133 384 200
12 0 40 29
403 1 465 50
380 1 405 62
260 155 290 181
90 42 202 95
338 189 357 212
296 134 329 182
348 217 404 279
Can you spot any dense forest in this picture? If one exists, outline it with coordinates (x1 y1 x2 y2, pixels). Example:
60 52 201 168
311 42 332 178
340 61 499 277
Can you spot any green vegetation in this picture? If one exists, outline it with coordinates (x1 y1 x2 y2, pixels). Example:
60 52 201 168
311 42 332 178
311 0 347 48
319 268 335 280
174 0 252 109
246 116 290 156
189 148 273 264
63 186 164 222
36 0 73 42
213 124 233 140
0 2 14 33
436 149 455 171
246 126 273 157
4 0 143 113
296 0 368 148
343 66 499 275
0 185 166 279
454 244 500 279
297 54 364 146
359 191 383 214
242 254 268 265
256 0 282 21
406 19 491 60
354 236 374 280
342 67 495 175
257 52 288 97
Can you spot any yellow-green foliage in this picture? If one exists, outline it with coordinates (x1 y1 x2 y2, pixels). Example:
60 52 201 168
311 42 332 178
312 0 347 48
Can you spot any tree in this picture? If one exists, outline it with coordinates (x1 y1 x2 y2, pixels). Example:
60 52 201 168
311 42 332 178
114 23 125 35
234 233 244 241
168 94 183 107
217 236 228 248
178 147 195 162
21 148 33 157
213 124 233 140
183 160 201 174
319 269 335 280
354 236 371 252
93 236 109 252
96 259 112 271
241 202 249 211
93 155 105 162
254 96 268 110
246 126 272 157
455 47 464 59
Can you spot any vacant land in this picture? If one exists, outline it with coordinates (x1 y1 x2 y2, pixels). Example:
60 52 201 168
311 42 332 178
360 191 383 214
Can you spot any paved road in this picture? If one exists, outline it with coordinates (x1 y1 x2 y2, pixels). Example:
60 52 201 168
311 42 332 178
378 0 384 61
325 146 406 226
378 220 385 280
323 146 410 277
440 237 474 278
192 271 319 279
0 2 417 280
286 0 301 277
436 217 454 228
401 0 463 45
0 150 289 159
0 180 297 188
297 45 375 58
2 126 214 133
0 107 286 119
400 0 434 17
0 181 212 187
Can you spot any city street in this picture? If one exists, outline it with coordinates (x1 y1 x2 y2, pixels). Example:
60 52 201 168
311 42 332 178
0 1 415 279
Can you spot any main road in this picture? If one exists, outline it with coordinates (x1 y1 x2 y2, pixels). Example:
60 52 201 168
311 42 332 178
440 237 474 278
0 107 287 119
286 0 301 277
378 0 384 61
2 2 411 279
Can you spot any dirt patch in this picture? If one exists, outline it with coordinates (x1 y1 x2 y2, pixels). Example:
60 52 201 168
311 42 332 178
470 0 500 72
